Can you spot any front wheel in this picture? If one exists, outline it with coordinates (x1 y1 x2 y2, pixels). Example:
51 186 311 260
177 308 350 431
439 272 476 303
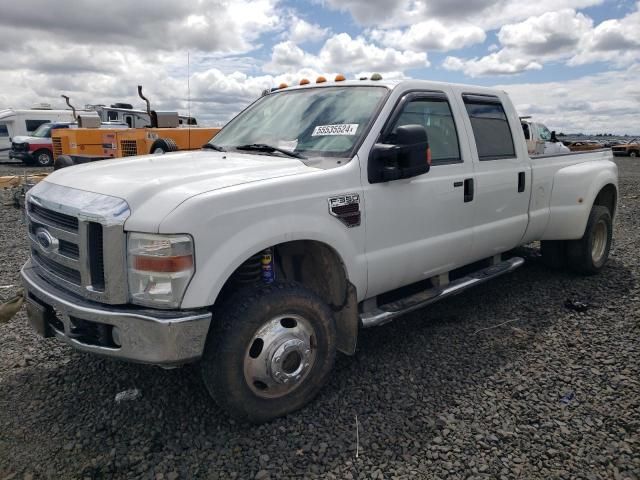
33 149 53 167
567 206 613 275
630 150 638 158
200 282 336 423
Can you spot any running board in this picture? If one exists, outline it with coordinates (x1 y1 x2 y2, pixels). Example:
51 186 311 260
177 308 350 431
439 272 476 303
360 257 525 328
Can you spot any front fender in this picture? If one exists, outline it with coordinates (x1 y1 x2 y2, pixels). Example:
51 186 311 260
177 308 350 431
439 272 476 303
157 166 367 309
543 159 618 240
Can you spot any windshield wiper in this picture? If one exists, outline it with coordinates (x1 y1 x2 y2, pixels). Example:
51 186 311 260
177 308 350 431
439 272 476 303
234 143 306 159
202 143 226 152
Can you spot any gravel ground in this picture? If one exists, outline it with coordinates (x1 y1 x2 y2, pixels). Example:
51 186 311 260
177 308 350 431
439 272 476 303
0 159 639 480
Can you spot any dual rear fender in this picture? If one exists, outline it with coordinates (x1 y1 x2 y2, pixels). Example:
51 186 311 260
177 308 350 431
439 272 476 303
543 160 618 240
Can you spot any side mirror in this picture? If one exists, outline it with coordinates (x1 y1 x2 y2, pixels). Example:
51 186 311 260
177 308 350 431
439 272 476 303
368 124 431 184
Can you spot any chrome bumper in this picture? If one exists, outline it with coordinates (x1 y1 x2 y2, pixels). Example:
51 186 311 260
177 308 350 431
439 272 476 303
21 260 212 366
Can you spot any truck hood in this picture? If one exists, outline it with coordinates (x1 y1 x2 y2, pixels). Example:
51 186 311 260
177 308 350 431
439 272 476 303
12 135 49 144
44 150 319 231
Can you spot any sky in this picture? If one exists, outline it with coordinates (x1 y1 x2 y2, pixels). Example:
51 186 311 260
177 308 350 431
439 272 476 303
0 0 638 134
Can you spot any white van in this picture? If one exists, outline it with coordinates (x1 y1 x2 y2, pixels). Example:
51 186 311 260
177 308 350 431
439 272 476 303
0 108 78 152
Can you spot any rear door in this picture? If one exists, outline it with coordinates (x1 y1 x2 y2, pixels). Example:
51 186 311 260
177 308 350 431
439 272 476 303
362 89 477 298
457 93 531 258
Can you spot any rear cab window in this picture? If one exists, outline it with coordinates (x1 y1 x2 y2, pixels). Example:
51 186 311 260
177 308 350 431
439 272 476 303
463 94 516 161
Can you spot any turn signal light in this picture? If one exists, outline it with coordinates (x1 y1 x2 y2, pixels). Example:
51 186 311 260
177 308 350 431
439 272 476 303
426 147 432 166
316 76 327 83
133 255 194 273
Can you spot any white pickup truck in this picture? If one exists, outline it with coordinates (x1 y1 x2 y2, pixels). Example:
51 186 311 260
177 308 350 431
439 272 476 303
22 78 618 422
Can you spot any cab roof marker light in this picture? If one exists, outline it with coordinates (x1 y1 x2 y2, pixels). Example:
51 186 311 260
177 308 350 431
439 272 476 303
278 83 288 89
299 78 310 85
360 76 368 80
335 74 346 82
371 73 383 81
316 76 327 83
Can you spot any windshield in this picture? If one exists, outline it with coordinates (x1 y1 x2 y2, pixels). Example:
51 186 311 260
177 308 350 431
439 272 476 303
210 86 388 161
32 124 52 138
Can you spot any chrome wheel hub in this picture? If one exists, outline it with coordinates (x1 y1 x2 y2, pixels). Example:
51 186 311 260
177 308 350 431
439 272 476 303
243 314 316 399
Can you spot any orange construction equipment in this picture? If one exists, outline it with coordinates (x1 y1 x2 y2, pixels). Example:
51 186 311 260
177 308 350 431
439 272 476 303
52 126 220 163
52 86 221 168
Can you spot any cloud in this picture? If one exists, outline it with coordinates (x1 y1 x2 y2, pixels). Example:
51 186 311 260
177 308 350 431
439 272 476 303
443 5 639 76
498 9 592 55
569 3 640 65
288 16 330 43
497 64 640 134
0 0 282 54
443 51 542 76
266 33 429 74
369 21 486 51
323 0 603 30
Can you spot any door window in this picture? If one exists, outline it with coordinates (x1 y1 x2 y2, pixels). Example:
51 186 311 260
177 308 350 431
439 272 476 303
0 124 8 137
387 97 461 165
463 95 516 161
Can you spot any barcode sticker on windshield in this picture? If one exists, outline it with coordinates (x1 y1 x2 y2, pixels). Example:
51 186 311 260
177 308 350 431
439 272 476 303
312 124 359 136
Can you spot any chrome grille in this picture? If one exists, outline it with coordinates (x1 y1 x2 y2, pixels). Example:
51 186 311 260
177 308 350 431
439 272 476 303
29 203 78 231
32 249 82 285
25 182 130 304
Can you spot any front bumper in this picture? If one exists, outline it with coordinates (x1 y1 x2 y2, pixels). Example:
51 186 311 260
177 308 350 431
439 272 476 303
21 260 212 366
9 151 33 162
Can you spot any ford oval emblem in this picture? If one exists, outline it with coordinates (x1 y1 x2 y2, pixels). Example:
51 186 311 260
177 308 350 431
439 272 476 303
35 228 59 252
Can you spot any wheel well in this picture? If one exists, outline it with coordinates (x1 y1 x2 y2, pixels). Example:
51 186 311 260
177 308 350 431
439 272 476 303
593 184 617 218
217 240 359 355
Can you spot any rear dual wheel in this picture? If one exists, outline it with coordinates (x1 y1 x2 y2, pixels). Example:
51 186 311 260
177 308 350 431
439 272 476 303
541 205 612 275
200 282 336 423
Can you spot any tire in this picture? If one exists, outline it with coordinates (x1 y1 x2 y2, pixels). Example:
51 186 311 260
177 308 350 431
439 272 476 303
630 150 638 158
200 281 337 423
53 154 75 170
541 240 567 269
567 205 612 275
149 138 178 154
33 149 53 167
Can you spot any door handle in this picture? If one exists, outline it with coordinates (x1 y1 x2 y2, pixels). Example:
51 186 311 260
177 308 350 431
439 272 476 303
464 178 474 203
518 171 526 193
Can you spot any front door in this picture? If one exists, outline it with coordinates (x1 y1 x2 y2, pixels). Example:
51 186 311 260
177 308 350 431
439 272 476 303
362 90 477 298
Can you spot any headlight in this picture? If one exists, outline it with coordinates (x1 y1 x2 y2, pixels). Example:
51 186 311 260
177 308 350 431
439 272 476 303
127 232 195 308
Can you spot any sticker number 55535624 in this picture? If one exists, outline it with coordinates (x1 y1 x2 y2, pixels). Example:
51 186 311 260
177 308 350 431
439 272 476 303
312 124 359 136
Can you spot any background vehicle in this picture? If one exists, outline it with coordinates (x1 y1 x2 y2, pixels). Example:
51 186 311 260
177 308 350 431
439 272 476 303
0 107 77 152
22 77 618 423
9 122 73 166
612 138 639 157
520 118 570 155
566 140 604 152
52 87 219 168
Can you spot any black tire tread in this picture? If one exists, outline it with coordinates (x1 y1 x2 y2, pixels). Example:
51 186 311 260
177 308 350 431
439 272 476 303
200 281 336 423
567 205 612 275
